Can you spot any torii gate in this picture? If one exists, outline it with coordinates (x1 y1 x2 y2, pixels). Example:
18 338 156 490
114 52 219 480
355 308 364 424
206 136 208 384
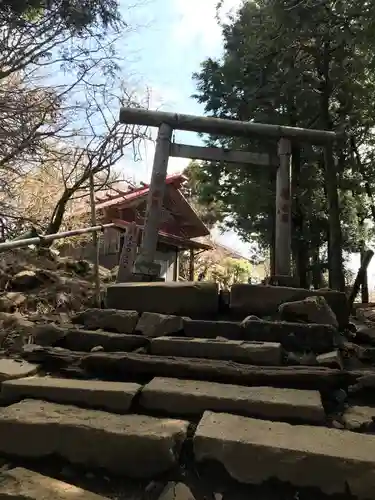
119 107 342 282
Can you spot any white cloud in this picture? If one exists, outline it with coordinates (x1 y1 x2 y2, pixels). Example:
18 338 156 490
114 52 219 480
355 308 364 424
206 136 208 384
170 0 242 53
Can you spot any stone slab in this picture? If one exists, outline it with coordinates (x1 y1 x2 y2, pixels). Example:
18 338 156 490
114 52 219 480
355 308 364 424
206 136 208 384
0 400 188 477
149 337 282 365
0 467 109 500
140 377 325 423
1 377 142 412
230 284 349 328
183 319 243 340
136 312 183 337
0 359 39 382
194 411 375 499
72 309 139 333
62 329 148 352
106 282 219 317
241 319 336 353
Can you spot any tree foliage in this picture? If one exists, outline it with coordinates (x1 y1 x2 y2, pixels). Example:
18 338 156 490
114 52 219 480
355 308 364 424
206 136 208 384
0 0 147 240
192 0 375 288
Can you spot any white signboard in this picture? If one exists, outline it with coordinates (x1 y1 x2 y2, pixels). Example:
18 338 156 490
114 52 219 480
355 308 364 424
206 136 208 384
116 223 140 282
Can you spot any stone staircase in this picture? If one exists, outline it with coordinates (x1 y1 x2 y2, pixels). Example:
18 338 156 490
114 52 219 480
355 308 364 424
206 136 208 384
0 282 374 499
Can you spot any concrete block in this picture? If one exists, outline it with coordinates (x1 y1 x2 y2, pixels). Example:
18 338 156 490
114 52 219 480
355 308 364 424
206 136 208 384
140 377 325 423
136 312 183 337
241 319 335 353
194 411 375 499
150 337 282 365
183 319 243 340
1 377 142 412
0 400 189 477
230 284 349 327
72 309 139 333
106 282 219 318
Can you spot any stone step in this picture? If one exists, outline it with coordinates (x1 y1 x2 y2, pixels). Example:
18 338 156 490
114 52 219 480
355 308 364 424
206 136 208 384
0 359 39 382
242 319 336 353
24 346 356 390
106 282 219 318
32 323 149 351
183 319 243 340
140 377 325 423
194 411 375 499
0 467 109 500
230 284 348 328
1 377 142 412
149 337 282 365
62 330 148 352
0 400 188 477
72 309 139 333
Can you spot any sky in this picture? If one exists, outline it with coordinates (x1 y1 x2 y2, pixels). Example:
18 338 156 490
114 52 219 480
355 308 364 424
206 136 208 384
112 0 374 284
115 0 251 256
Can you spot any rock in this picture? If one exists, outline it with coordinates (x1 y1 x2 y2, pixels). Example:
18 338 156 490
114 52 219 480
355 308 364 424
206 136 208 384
0 359 39 381
183 319 243 340
349 373 375 393
106 282 219 318
279 296 339 329
242 319 335 353
10 269 53 291
72 308 139 333
1 377 142 412
343 406 375 431
158 482 196 500
0 312 34 333
230 284 349 328
194 411 375 499
140 377 325 423
0 400 189 477
285 352 317 366
10 270 40 290
0 467 109 500
0 292 26 312
91 345 104 352
136 312 183 337
149 337 282 365
317 350 343 369
241 315 261 324
31 323 67 346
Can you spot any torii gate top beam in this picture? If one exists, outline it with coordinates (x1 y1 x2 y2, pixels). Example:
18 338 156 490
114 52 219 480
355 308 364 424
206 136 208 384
120 107 343 144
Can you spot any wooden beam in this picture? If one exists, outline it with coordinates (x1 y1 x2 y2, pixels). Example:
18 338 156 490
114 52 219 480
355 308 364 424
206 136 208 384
170 143 276 167
119 107 343 144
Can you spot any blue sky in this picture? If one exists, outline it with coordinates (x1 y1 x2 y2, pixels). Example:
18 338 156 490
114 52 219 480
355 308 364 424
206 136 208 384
117 0 251 256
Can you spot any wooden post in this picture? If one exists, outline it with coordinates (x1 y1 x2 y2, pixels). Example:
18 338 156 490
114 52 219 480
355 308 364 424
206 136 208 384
134 123 173 277
189 249 195 281
89 171 101 307
275 138 292 276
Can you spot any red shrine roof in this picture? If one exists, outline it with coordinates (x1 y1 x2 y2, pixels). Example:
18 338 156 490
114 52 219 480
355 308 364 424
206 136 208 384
77 173 211 250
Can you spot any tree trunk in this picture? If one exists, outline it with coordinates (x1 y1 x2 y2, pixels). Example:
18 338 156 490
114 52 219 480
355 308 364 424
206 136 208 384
319 41 345 291
361 245 369 303
311 244 322 289
45 190 73 237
